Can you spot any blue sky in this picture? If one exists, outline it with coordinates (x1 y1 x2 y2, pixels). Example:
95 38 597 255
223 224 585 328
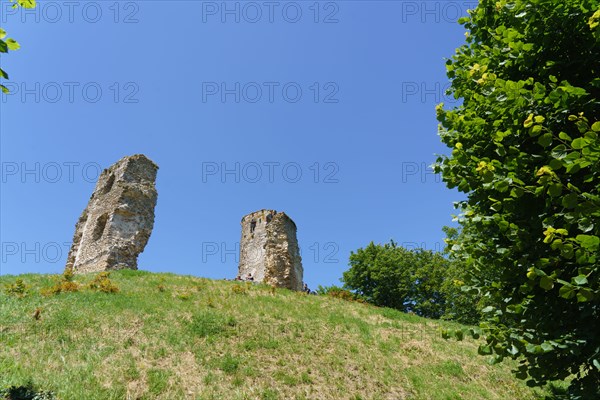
0 0 474 288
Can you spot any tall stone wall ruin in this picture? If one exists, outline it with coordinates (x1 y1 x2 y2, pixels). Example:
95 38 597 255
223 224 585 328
238 209 303 290
65 154 158 274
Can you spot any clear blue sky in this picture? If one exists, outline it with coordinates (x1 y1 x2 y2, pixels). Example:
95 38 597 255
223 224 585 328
0 1 474 288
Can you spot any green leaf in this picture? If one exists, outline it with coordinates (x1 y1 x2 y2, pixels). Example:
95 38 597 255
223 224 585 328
576 249 590 265
566 162 582 174
548 158 562 170
559 284 575 299
551 144 568 159
0 84 9 94
507 344 519 355
0 67 7 80
510 187 524 198
575 235 600 251
576 288 594 302
586 130 599 140
577 120 589 133
498 220 509 231
559 131 572 141
540 342 553 353
572 138 588 149
566 152 582 162
488 354 503 365
578 218 593 233
539 276 554 291
5 38 19 51
561 244 574 259
526 344 544 355
0 40 7 53
593 359 600 371
530 125 542 136
538 133 552 147
591 121 600 132
548 184 562 197
572 275 588 285
0 28 6 40
562 193 578 208
17 0 36 8
495 180 510 192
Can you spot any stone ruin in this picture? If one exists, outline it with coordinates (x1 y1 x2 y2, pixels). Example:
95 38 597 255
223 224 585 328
238 209 303 290
65 154 158 274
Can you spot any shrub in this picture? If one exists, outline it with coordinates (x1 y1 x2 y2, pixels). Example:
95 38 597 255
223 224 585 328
40 269 80 296
176 292 192 300
157 277 167 292
231 284 247 295
87 272 119 293
4 279 29 298
316 285 366 303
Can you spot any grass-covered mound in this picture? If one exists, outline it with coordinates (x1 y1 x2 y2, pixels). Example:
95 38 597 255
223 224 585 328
1 270 549 399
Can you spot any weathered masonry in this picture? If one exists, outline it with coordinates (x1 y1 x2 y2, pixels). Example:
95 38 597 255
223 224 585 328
65 154 158 274
238 209 303 290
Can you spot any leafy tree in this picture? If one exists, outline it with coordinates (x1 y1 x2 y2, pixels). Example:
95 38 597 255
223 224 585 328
408 248 449 319
0 0 36 93
435 0 600 396
439 227 483 324
342 241 477 321
343 241 415 312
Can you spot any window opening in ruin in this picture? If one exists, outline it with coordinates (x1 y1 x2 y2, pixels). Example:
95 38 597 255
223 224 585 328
92 214 109 241
250 219 257 233
102 173 116 194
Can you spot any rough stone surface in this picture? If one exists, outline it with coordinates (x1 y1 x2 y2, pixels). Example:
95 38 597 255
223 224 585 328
65 154 158 274
238 209 303 290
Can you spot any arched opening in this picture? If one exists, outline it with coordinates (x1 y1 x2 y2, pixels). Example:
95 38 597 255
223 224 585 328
92 214 109 241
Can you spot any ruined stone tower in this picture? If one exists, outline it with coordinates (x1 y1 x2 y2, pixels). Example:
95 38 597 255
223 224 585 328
65 154 158 274
238 209 303 290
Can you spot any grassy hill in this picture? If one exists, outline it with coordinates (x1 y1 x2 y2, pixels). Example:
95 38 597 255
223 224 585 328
0 270 550 400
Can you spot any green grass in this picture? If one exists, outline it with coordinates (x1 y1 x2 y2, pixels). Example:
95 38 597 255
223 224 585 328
0 270 553 399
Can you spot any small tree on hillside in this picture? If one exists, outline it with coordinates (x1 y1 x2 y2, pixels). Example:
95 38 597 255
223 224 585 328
342 241 478 322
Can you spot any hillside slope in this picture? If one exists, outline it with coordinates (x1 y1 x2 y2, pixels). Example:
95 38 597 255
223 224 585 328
0 270 546 400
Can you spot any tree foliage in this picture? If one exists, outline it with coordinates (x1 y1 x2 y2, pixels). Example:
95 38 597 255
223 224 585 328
342 241 479 323
440 226 486 324
0 0 36 93
435 0 600 396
